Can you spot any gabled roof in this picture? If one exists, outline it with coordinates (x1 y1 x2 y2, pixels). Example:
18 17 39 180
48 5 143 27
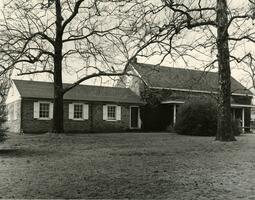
13 79 144 104
132 63 253 95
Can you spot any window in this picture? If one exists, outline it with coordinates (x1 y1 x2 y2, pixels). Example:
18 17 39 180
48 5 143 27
74 104 83 119
34 102 53 120
39 103 50 118
103 105 121 121
107 105 116 120
68 103 89 120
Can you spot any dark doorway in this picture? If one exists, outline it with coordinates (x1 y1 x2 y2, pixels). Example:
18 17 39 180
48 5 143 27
130 107 139 128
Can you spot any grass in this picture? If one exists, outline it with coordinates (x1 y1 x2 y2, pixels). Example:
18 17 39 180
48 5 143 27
0 132 255 199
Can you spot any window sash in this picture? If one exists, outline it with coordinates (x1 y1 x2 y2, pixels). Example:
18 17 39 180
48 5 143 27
73 104 83 119
39 103 50 118
107 106 116 120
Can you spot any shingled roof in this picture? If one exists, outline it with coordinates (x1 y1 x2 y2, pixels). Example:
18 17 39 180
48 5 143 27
132 63 252 95
13 79 144 104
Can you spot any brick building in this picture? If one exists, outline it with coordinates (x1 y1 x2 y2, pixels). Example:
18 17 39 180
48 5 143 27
5 62 254 133
5 80 144 133
118 62 254 132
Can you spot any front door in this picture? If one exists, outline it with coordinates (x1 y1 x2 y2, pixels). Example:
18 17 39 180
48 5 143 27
130 107 139 129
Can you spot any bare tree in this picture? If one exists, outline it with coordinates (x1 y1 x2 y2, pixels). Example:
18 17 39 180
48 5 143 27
0 0 169 133
122 0 254 141
0 0 157 133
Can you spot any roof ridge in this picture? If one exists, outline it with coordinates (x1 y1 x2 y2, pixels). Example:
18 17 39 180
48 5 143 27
136 62 218 74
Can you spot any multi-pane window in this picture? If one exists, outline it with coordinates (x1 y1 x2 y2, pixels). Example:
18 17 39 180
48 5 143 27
39 103 50 118
107 106 116 120
74 104 83 119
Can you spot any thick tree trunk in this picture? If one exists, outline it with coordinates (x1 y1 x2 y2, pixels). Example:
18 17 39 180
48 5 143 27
52 0 64 133
215 0 236 141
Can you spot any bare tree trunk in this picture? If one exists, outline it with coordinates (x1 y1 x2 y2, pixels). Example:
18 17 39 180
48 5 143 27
52 0 64 133
216 0 236 141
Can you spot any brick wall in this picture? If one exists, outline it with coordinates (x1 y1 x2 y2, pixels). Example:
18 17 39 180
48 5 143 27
90 103 130 132
5 100 22 133
21 99 53 133
20 99 137 133
63 101 91 133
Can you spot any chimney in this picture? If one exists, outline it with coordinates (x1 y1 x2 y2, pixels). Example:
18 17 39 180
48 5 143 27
130 57 137 64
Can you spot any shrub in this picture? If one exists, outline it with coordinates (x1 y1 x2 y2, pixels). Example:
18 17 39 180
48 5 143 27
174 98 240 136
0 101 7 142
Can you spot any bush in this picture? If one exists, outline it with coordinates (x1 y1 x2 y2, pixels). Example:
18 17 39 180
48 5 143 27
0 101 7 142
174 98 240 136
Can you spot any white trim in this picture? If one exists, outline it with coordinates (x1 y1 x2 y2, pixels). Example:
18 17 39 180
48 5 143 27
33 102 39 119
162 102 254 108
49 103 53 119
5 81 22 104
150 86 253 97
242 108 245 132
116 106 121 121
232 93 253 97
138 108 141 128
162 100 185 104
130 106 140 129
130 64 150 86
231 104 255 108
83 104 89 120
103 105 107 120
69 104 74 119
173 104 177 125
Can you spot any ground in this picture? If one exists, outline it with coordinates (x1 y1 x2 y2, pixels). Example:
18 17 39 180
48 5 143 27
0 132 255 199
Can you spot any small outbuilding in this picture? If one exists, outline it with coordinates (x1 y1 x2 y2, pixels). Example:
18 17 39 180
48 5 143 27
5 79 144 133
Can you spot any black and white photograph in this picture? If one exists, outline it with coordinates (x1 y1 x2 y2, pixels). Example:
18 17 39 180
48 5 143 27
0 0 255 199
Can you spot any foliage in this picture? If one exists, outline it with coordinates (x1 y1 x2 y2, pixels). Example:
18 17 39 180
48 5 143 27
174 98 240 136
140 88 173 131
141 88 172 106
0 100 7 142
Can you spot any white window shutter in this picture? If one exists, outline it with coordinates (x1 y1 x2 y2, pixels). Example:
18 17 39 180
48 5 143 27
69 104 74 119
83 104 89 120
49 103 53 119
103 105 107 120
116 106 121 120
33 102 39 119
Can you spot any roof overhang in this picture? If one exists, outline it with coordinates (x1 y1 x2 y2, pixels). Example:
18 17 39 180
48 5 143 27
161 100 185 104
231 104 255 108
150 86 253 97
161 101 254 108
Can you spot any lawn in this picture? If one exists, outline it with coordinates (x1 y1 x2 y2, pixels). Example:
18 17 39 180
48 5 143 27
0 132 255 199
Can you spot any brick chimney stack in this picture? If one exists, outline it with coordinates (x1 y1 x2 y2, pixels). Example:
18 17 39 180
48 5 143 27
130 57 137 64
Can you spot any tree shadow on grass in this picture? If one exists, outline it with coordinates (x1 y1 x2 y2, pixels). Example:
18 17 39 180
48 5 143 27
0 148 55 157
